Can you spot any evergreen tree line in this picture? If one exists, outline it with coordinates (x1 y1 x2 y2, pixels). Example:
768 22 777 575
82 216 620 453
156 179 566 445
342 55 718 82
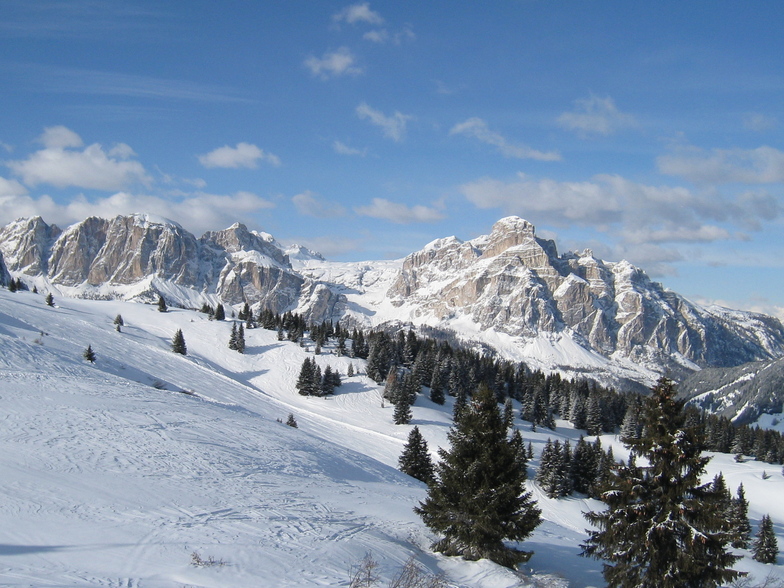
249 306 784 463
535 436 616 499
295 357 342 397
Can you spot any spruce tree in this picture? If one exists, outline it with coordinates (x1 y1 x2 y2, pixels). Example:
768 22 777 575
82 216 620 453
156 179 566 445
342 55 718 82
296 358 315 396
171 329 187 355
398 426 434 484
729 483 751 549
229 322 238 350
236 323 245 353
45 293 54 307
752 514 778 564
83 344 96 363
214 303 225 321
393 387 413 425
581 377 742 588
415 384 542 568
157 295 167 312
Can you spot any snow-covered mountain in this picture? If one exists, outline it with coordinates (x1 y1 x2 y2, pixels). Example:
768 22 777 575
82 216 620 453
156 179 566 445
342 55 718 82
1 286 783 586
2 214 783 387
679 356 784 425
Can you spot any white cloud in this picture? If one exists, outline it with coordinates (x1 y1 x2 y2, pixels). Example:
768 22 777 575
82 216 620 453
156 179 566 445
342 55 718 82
333 3 384 25
354 197 444 224
356 102 413 142
0 175 29 198
0 189 275 237
363 29 388 43
332 140 366 156
459 172 779 248
450 117 561 162
7 126 151 191
743 112 777 132
197 142 280 169
291 190 346 218
557 94 637 137
304 47 363 79
39 125 83 149
657 145 784 184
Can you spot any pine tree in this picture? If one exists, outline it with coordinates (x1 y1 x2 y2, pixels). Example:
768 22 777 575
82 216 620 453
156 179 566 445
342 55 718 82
581 377 742 588
45 293 54 307
229 322 238 350
285 413 298 428
729 483 751 549
296 358 316 396
321 365 336 396
752 514 778 564
83 344 96 363
171 329 187 355
157 295 167 312
393 386 413 425
398 426 434 484
114 314 124 327
236 323 245 353
214 303 225 321
415 384 542 568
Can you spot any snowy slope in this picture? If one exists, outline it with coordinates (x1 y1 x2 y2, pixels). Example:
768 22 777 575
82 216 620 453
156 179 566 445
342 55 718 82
1 289 783 586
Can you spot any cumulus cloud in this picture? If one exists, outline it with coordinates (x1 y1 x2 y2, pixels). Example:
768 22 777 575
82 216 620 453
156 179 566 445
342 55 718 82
291 190 346 218
0 175 29 198
657 145 784 184
39 125 83 149
197 142 280 169
304 47 363 79
450 117 561 161
459 172 779 249
333 2 384 25
0 189 275 237
354 197 444 224
356 102 413 142
557 94 637 137
743 112 777 132
6 126 151 191
333 140 366 156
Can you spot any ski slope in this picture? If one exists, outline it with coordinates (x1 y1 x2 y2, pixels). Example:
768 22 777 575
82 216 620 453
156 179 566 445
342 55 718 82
0 288 782 587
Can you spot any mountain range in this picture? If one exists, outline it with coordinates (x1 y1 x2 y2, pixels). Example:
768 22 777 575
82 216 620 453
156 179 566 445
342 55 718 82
2 213 783 388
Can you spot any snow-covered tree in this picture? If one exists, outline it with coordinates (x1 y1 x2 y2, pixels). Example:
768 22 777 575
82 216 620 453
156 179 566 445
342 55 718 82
581 377 742 588
393 386 413 425
45 293 54 307
171 329 187 355
752 514 778 564
415 384 542 568
398 426 434 484
729 483 752 549
83 344 96 363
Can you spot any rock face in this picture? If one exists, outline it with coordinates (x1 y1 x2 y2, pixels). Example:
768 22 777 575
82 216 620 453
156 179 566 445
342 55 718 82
0 214 304 314
386 217 784 371
1 214 783 381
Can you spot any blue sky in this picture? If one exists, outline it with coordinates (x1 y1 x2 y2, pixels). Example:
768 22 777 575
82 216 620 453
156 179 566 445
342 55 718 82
1 1 783 317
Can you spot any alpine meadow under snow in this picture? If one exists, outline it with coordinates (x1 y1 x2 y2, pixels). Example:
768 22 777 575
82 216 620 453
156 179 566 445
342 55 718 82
2 286 784 587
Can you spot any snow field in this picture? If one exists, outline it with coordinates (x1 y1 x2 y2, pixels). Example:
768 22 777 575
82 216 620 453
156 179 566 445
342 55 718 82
0 288 782 586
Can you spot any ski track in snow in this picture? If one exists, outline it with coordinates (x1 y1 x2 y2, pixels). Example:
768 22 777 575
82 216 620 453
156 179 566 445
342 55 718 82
0 289 783 587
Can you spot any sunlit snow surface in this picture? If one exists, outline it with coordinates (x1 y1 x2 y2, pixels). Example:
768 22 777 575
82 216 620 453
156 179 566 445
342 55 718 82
0 290 782 586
